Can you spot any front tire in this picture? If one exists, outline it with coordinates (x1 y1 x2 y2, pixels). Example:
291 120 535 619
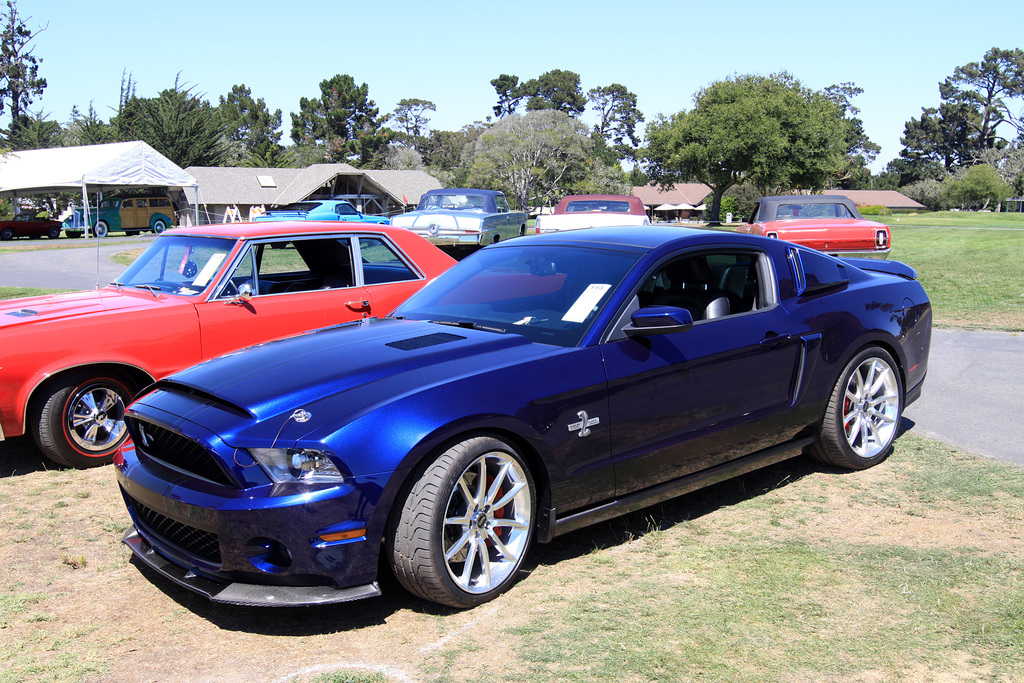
811 347 903 469
388 436 536 608
47 226 61 239
32 371 135 468
1 227 13 240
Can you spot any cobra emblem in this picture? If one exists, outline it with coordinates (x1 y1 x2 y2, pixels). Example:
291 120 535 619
568 410 600 438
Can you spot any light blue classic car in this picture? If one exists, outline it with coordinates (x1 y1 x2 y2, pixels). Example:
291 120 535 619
390 189 528 245
253 199 389 224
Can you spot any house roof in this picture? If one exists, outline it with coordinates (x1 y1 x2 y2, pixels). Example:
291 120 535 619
184 164 442 207
828 190 924 210
632 183 712 207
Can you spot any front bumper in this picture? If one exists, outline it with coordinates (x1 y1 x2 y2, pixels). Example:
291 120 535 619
122 527 380 606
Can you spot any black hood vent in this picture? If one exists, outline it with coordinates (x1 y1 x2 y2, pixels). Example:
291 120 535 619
386 332 466 351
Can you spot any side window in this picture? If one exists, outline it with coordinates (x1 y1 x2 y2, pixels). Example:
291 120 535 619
335 203 358 216
749 203 761 223
496 195 510 213
122 200 134 208
219 238 354 296
637 252 766 321
136 199 148 208
359 237 418 284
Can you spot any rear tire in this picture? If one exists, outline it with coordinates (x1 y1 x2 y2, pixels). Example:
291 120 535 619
151 218 168 234
810 347 903 470
0 227 13 240
32 370 136 468
94 221 109 238
388 436 535 608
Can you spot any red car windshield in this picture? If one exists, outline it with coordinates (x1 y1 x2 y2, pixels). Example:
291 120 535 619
115 235 236 296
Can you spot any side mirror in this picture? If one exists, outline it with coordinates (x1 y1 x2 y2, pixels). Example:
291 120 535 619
623 306 694 337
228 281 255 305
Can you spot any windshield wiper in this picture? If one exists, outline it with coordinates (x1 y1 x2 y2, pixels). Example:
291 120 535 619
431 320 507 334
133 284 162 299
109 280 125 291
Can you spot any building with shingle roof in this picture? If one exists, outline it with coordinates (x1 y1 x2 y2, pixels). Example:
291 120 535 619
181 164 442 224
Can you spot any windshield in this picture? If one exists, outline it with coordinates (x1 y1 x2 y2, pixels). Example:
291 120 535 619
565 200 632 213
116 235 237 296
394 244 641 347
419 194 487 212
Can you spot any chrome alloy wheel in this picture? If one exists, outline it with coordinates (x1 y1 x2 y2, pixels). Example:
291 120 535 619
442 451 533 595
842 357 900 459
66 383 128 452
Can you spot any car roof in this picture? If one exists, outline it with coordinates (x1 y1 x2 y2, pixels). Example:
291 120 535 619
501 226 758 252
163 221 405 240
422 188 503 197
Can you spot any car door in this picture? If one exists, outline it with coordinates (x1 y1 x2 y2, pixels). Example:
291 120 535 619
195 235 374 359
600 248 801 497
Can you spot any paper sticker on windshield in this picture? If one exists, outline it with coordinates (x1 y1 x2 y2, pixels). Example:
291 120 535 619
562 284 611 323
193 253 227 287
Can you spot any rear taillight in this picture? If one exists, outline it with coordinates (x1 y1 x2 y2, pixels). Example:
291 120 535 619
876 229 889 248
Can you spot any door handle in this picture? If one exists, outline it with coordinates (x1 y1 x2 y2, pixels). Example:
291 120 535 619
345 300 370 310
760 333 792 348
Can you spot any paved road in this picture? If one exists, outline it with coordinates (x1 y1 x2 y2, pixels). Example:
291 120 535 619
1 243 1020 465
0 237 153 290
903 328 1024 466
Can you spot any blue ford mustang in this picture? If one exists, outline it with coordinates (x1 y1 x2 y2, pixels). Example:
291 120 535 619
114 227 931 608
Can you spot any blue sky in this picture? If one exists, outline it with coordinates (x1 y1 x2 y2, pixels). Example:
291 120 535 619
26 0 1024 172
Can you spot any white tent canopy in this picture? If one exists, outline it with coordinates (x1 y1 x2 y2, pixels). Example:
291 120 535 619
0 141 198 196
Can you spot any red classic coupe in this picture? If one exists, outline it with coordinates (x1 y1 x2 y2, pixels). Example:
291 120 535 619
0 222 456 468
738 195 891 256
0 212 63 240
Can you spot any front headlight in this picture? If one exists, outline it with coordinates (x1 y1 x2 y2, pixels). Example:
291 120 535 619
249 448 346 483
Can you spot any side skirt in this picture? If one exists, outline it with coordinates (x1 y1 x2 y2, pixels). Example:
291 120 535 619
541 436 815 542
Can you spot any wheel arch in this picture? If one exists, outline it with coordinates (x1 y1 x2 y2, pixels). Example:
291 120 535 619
25 362 156 433
375 421 553 545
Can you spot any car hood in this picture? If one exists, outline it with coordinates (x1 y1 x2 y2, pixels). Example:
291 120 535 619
0 287 186 329
153 317 547 441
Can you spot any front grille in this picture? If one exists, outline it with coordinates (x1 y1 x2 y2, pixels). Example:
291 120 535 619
129 419 234 487
130 498 222 564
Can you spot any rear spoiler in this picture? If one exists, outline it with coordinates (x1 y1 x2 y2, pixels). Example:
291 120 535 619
840 257 917 280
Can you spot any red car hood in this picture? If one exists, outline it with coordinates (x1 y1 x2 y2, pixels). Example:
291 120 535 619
0 287 190 329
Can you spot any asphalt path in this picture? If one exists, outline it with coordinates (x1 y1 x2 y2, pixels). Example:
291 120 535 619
0 237 154 290
1 242 1021 466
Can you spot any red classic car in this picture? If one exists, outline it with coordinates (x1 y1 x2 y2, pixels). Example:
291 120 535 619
737 195 890 256
0 213 63 240
0 222 456 468
534 194 650 234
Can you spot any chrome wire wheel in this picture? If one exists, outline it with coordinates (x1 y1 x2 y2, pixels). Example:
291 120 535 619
66 382 128 453
443 450 533 595
841 357 900 459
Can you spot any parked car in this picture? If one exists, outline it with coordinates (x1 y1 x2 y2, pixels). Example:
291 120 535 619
64 196 177 238
737 195 891 256
390 189 528 246
114 226 931 608
0 212 62 240
534 194 650 234
253 199 390 225
0 222 455 469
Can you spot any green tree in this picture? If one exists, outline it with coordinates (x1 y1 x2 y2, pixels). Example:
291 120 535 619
290 74 391 167
521 70 586 117
62 104 116 146
0 0 45 129
218 84 282 166
940 47 1024 153
115 77 227 168
5 109 57 149
391 98 435 141
588 83 644 162
824 82 880 188
941 163 1012 209
902 178 945 211
645 72 846 223
490 74 524 118
466 110 592 211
